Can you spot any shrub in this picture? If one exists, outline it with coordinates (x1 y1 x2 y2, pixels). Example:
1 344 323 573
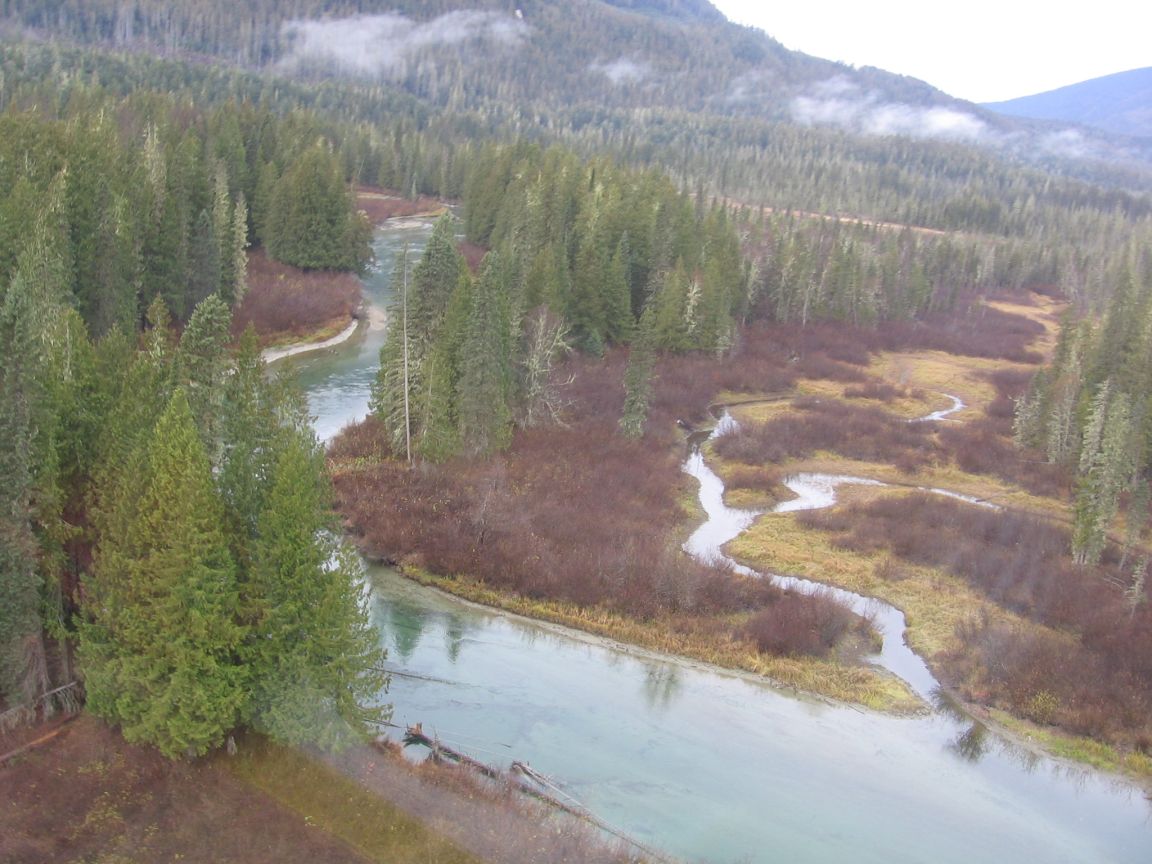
741 590 870 658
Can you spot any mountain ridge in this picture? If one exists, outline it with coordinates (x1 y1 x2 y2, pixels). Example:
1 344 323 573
983 67 1152 139
2 0 1150 182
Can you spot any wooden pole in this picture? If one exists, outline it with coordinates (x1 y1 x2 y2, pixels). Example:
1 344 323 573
400 244 412 464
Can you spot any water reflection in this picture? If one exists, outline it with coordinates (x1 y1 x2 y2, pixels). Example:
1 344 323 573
382 600 426 662
949 722 990 762
444 618 466 662
641 663 682 712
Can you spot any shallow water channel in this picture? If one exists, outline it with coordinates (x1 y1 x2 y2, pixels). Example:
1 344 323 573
288 219 1152 863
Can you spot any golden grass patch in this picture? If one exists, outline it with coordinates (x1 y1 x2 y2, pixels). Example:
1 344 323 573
727 494 1029 661
229 738 479 864
404 569 921 714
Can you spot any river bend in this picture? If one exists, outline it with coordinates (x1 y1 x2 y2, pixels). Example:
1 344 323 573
291 219 1151 863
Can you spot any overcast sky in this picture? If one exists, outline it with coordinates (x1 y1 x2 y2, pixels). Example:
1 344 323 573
709 0 1149 103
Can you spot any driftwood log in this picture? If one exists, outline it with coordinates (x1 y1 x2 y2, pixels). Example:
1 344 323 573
394 723 675 863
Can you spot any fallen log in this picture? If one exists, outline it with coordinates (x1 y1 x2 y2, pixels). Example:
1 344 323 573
399 723 677 863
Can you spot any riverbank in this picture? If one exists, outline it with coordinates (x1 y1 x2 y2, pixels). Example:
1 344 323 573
330 345 929 715
394 564 921 713
262 314 363 364
0 713 644 864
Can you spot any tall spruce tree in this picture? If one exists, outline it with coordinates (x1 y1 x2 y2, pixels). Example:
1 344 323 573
244 428 388 749
81 389 245 758
619 304 657 438
458 252 514 454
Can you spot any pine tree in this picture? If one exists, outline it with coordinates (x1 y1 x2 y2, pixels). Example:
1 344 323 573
1073 383 1134 566
0 306 45 707
187 208 221 310
458 253 513 454
0 179 81 708
244 428 387 749
619 304 657 438
418 276 472 462
217 326 281 548
82 389 245 758
176 294 233 458
230 192 250 305
212 162 235 299
266 145 368 272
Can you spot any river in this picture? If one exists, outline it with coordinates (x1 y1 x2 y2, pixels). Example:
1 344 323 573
286 218 1152 863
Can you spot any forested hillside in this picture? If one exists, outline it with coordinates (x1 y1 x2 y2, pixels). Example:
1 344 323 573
4 0 1151 187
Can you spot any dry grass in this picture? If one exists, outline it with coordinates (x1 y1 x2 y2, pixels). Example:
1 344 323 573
0 715 374 864
402 568 920 713
354 187 449 224
1 714 644 864
726 494 1020 661
229 737 478 864
715 292 1151 771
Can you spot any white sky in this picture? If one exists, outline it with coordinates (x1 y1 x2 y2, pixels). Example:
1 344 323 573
710 0 1150 103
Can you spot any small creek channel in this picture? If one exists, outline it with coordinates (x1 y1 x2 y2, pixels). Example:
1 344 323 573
283 218 1151 863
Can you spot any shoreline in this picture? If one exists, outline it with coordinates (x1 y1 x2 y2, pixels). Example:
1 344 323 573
262 315 363 365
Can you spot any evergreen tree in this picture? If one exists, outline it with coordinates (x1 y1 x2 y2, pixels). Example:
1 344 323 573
217 326 281 548
187 208 221 310
82 389 245 758
266 144 369 272
458 252 513 454
619 304 657 438
244 428 388 749
176 294 233 458
230 192 250 305
1073 383 1135 566
0 296 46 707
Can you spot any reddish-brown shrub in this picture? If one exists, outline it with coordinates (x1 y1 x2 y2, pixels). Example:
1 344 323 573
802 492 1152 742
741 590 870 658
877 306 1045 363
724 465 783 495
233 249 361 341
714 397 939 473
937 422 1067 498
844 381 903 402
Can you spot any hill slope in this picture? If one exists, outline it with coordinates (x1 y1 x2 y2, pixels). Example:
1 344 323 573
984 67 1152 139
3 0 1150 186
0 0 1011 134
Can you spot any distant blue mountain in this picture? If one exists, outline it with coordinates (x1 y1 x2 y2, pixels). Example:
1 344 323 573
983 67 1152 139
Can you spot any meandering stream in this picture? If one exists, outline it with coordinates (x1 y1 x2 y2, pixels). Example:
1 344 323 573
682 397 978 701
289 218 1151 863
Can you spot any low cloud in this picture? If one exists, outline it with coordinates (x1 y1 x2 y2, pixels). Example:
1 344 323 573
280 11 529 76
589 58 649 85
791 77 991 143
1038 128 1096 160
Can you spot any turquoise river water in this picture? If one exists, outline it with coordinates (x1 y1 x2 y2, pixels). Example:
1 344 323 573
281 218 1152 864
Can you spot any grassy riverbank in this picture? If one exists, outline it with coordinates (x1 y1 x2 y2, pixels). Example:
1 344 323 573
0 714 649 864
399 566 920 712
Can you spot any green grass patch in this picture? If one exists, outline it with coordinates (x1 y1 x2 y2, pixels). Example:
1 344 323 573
988 709 1152 784
228 737 479 864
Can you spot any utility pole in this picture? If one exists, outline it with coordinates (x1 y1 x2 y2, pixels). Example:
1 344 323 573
401 244 412 464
